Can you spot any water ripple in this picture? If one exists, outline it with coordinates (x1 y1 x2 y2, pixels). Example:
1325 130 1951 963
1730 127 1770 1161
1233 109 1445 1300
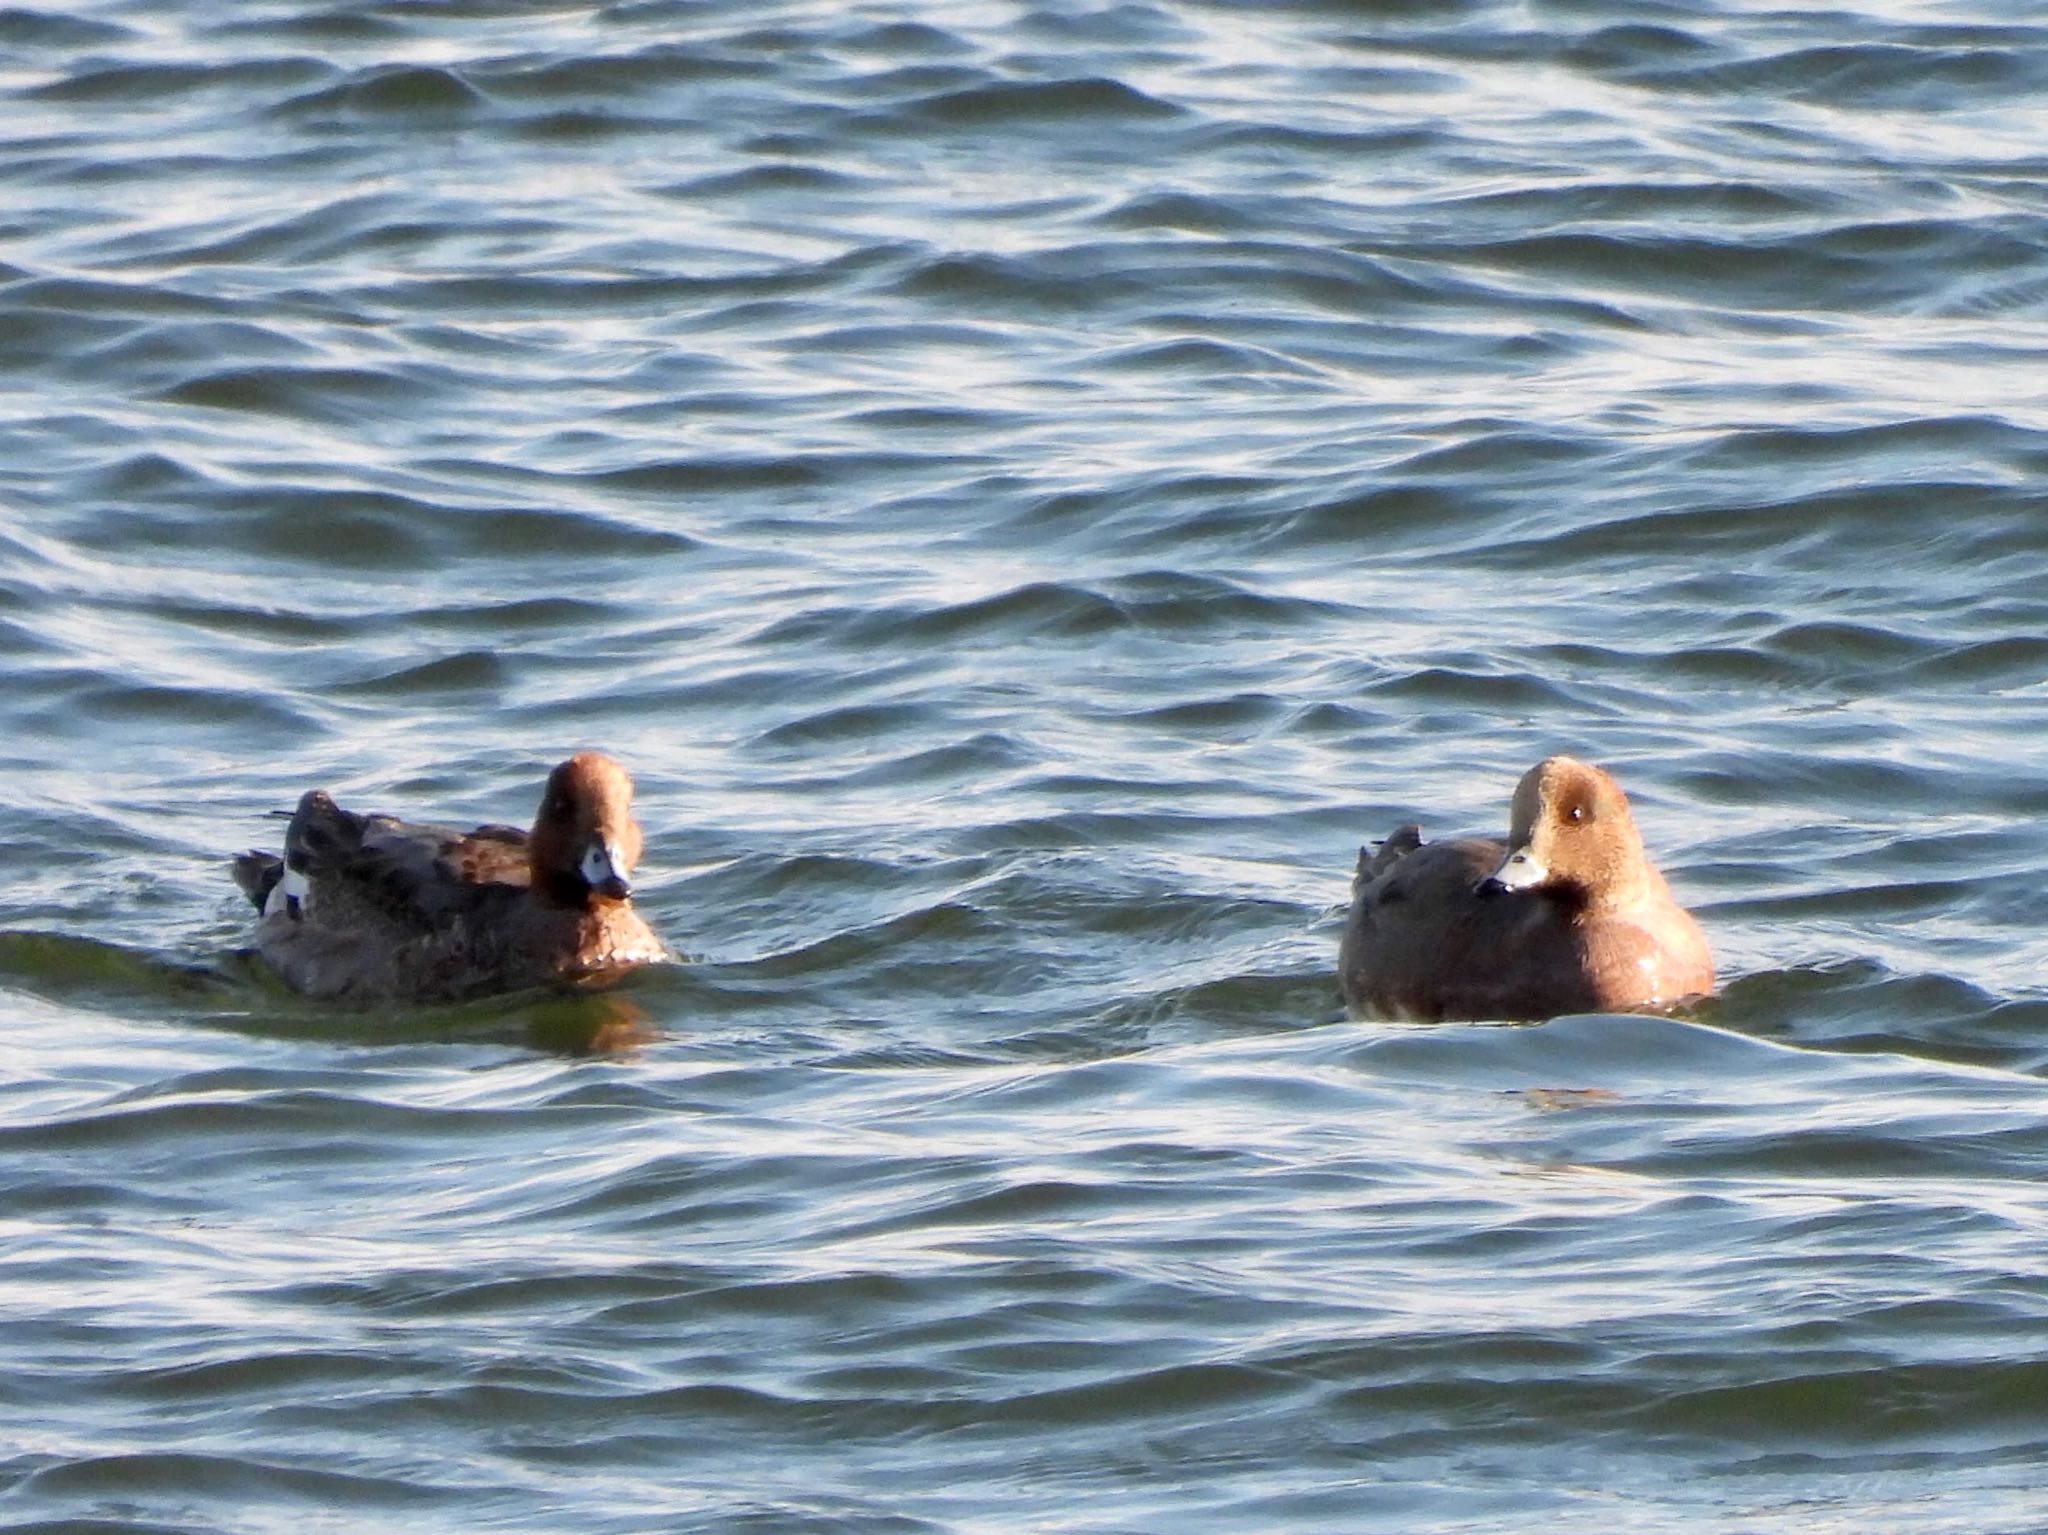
6 0 2048 1531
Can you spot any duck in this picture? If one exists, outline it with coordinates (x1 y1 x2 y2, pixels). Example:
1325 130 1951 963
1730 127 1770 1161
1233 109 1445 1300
1338 755 1713 1022
232 752 669 1004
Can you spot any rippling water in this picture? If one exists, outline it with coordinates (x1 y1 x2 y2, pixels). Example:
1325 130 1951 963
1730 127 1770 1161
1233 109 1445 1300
5 1 2048 1530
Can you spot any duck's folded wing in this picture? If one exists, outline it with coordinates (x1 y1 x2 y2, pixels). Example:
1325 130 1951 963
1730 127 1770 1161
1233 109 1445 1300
288 790 530 933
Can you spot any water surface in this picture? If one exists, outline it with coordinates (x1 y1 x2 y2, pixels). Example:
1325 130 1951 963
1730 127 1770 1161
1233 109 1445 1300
4 2 2048 1530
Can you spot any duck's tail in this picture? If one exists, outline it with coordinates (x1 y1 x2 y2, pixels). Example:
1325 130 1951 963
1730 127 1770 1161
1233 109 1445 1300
234 789 361 916
232 850 284 912
1355 823 1424 888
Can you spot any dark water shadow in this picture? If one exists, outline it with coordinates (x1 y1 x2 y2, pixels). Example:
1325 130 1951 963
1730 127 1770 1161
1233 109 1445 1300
1708 960 2048 1077
0 929 672 1056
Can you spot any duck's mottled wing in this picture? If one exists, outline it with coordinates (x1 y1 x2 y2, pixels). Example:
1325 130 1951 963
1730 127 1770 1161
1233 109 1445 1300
437 823 529 887
336 816 528 930
278 786 528 936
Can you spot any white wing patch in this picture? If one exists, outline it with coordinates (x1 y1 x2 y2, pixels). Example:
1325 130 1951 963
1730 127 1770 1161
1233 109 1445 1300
265 865 310 921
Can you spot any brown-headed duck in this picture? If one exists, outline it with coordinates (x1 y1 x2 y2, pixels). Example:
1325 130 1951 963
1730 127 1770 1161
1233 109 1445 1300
232 752 669 1004
1339 755 1713 1022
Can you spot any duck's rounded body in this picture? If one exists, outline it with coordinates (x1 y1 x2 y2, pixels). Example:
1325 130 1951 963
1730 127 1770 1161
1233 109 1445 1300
1339 756 1713 1022
233 753 667 1004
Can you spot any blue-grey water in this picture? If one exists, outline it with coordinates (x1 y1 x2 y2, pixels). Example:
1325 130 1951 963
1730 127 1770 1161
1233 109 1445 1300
4 1 2048 1530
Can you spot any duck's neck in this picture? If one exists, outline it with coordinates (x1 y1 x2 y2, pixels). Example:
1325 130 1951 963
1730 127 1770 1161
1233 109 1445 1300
532 863 602 912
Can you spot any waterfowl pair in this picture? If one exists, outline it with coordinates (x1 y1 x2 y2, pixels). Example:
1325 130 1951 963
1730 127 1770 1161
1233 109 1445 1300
233 752 667 1004
1339 756 1714 1022
233 749 1710 1022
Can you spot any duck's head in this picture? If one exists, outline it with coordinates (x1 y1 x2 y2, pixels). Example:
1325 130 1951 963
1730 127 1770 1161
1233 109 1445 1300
530 752 645 909
1481 755 1650 908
